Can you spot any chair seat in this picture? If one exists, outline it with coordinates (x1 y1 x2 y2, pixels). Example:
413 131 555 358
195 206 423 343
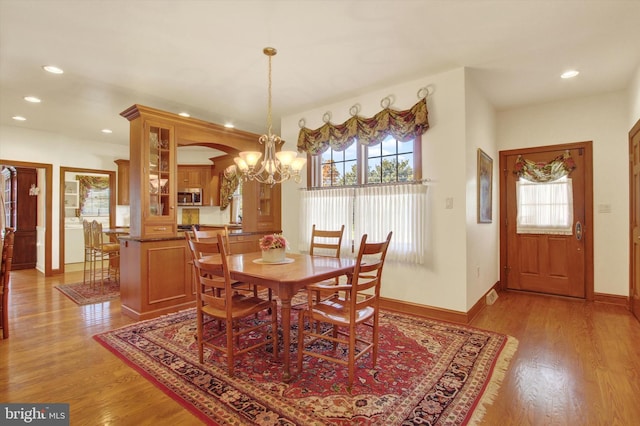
98 243 120 253
202 295 273 319
310 296 375 325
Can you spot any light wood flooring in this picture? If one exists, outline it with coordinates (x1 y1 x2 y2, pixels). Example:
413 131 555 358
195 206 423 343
1 268 639 425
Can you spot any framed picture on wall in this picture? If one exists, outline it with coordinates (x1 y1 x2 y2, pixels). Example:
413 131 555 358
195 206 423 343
477 148 493 223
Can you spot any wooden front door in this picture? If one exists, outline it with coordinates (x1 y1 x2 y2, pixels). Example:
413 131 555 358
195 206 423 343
501 142 592 298
630 120 640 321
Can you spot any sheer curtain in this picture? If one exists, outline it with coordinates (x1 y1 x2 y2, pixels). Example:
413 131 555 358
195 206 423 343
516 176 573 235
354 184 427 263
299 187 354 256
300 184 427 263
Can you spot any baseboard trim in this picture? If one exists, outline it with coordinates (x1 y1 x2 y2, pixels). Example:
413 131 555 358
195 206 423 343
379 282 501 324
593 292 628 306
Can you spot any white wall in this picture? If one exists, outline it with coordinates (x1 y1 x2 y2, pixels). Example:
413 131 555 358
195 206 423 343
282 68 488 312
464 73 499 308
497 91 629 296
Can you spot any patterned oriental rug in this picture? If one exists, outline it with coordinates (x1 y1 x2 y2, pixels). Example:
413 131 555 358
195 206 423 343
55 279 120 305
94 306 517 425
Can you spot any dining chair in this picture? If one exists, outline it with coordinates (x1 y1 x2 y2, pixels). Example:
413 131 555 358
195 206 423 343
189 227 257 297
90 220 120 292
1 228 16 339
192 226 230 249
82 219 94 286
190 234 278 376
308 224 345 302
297 231 392 389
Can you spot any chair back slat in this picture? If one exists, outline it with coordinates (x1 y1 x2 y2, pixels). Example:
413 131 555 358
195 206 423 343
192 226 232 253
309 224 344 258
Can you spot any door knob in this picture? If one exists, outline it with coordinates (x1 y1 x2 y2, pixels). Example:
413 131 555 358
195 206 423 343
575 221 582 241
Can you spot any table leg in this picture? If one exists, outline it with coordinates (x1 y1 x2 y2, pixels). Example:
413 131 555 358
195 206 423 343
280 297 292 382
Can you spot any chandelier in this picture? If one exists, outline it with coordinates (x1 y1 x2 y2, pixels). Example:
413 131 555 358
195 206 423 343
232 47 306 185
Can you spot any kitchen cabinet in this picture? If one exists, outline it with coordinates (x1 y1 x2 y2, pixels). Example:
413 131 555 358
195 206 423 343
114 159 130 205
119 236 194 320
121 106 177 238
177 165 213 205
241 181 281 233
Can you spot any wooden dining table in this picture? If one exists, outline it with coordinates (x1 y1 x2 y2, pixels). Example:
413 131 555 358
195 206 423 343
202 251 356 381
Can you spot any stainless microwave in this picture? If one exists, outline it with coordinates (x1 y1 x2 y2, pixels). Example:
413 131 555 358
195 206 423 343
177 188 202 206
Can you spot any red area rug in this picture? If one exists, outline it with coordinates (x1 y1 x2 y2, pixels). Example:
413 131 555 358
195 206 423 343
94 306 517 425
55 279 119 305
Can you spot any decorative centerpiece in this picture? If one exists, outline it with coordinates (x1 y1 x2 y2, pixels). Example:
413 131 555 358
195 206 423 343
259 234 287 263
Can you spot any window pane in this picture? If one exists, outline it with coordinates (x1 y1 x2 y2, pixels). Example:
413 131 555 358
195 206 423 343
398 153 414 181
367 157 382 183
343 143 357 161
381 135 396 155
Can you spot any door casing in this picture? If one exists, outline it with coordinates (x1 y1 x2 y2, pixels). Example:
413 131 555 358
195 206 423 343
629 119 640 320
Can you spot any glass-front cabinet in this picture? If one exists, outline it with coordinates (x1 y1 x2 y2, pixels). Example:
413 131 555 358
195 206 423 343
140 120 175 237
242 181 281 232
120 104 177 238
147 124 171 218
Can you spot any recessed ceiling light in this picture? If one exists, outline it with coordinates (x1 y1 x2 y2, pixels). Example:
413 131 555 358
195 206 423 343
561 70 579 79
12 116 27 121
24 96 41 103
43 65 64 74
178 112 190 118
101 129 113 134
224 122 235 129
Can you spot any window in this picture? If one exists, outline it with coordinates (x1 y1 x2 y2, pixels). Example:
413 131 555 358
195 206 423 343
320 143 358 187
81 187 110 217
516 176 573 235
366 134 414 184
303 134 425 263
312 134 421 188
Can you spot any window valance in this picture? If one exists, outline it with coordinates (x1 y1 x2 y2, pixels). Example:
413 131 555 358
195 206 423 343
514 151 576 183
77 176 109 213
297 98 429 155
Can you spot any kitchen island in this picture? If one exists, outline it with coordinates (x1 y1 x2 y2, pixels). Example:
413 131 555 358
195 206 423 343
118 229 279 320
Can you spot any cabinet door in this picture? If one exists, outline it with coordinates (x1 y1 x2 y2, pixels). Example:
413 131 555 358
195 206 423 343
177 166 203 189
242 181 281 232
143 121 176 236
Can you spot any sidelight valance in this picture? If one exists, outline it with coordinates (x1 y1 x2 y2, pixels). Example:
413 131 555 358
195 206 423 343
297 98 429 155
513 151 576 182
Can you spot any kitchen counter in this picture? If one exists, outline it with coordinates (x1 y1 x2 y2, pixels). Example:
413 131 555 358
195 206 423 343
120 228 278 243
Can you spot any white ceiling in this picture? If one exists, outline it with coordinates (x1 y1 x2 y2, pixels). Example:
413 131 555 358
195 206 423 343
1 0 639 149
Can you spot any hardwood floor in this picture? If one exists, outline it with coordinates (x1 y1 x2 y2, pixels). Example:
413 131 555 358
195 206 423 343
1 268 639 425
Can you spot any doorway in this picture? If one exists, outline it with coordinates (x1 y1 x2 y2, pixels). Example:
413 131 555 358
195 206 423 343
0 159 53 276
499 142 594 299
59 167 115 273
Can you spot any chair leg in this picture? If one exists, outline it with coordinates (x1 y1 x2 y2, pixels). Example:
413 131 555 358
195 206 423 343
226 319 235 376
296 311 306 374
197 311 204 364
